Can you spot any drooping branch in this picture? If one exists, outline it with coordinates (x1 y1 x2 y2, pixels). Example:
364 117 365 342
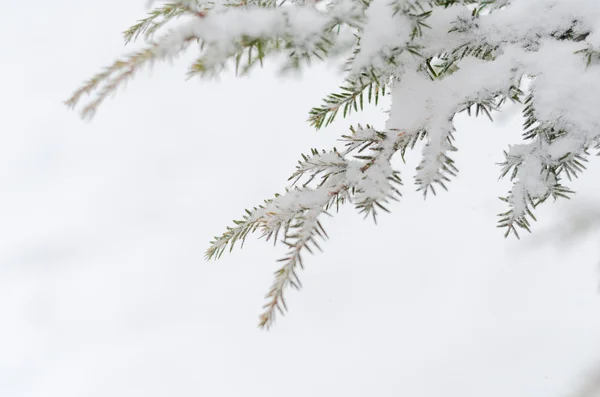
67 0 600 328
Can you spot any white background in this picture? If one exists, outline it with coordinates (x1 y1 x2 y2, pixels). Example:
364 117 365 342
2 1 600 396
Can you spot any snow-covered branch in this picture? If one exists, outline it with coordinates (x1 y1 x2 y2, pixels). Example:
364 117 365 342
68 0 600 327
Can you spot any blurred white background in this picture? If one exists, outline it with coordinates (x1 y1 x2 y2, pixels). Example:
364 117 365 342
2 1 600 396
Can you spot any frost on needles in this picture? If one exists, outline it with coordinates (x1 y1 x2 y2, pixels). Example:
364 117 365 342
67 0 600 328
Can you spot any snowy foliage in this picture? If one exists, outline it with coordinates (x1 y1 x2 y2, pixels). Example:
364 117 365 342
67 0 600 328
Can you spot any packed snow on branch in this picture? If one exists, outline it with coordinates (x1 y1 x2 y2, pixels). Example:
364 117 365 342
67 0 600 328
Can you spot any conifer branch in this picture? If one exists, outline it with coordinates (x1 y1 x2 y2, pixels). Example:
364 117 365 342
205 123 408 327
205 205 268 260
345 126 406 221
340 124 388 154
259 208 329 329
415 127 458 197
123 2 190 44
68 1 366 118
65 35 198 119
288 148 348 187
67 0 600 328
308 75 387 129
496 92 594 237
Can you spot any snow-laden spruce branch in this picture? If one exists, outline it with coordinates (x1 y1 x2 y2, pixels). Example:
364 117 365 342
205 128 405 327
67 0 600 328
